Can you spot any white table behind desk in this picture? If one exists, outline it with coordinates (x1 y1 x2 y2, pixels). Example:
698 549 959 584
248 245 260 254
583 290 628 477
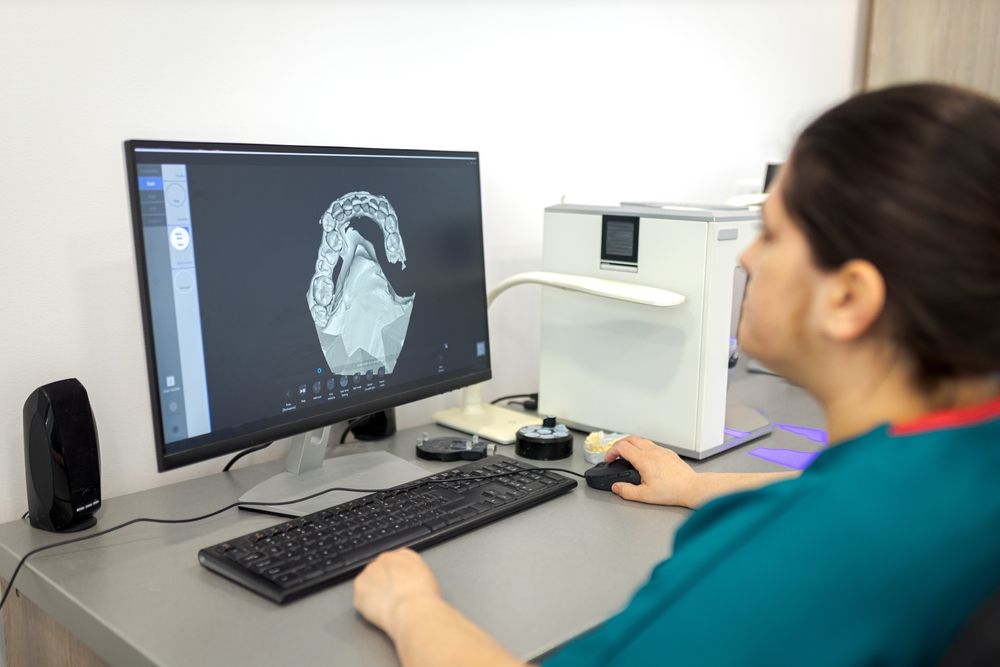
0 370 823 667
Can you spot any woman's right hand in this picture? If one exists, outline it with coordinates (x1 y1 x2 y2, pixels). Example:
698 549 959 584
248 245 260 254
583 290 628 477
604 435 701 508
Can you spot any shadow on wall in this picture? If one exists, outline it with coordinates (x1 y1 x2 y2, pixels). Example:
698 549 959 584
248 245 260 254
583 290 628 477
75 250 152 472
485 245 545 398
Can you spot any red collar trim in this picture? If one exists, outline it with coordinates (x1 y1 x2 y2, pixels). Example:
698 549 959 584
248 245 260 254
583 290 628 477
890 394 1000 437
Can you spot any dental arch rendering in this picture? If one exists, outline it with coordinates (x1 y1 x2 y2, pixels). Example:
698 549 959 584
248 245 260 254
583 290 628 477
307 191 415 376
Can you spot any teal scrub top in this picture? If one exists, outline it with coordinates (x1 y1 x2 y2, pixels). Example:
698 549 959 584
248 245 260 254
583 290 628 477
544 400 1000 666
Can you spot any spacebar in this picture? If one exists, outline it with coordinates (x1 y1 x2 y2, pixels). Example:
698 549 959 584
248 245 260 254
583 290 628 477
340 525 433 565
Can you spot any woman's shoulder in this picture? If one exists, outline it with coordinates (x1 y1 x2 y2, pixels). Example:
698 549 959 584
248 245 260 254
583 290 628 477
672 413 1000 566
672 413 1000 594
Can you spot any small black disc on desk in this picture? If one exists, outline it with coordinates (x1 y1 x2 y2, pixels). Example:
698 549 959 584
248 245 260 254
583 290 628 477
416 436 488 461
515 417 573 460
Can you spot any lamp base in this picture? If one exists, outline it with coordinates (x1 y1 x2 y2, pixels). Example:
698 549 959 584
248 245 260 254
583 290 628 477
433 403 542 444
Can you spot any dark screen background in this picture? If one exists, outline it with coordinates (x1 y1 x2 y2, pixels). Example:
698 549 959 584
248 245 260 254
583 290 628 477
141 149 489 444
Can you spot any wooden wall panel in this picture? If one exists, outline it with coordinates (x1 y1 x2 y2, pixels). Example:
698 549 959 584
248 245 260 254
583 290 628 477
866 0 1000 96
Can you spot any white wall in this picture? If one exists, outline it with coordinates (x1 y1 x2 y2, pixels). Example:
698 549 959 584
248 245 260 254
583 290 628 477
0 0 863 523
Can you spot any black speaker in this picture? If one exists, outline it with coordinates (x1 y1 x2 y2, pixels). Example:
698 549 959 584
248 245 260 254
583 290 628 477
23 378 101 532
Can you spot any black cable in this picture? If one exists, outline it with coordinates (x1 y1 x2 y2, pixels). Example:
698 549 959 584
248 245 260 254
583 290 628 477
21 510 29 520
222 442 273 472
339 415 372 444
490 393 537 405
0 465 586 612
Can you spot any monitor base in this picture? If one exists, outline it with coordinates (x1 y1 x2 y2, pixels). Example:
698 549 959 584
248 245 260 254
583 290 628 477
433 403 542 444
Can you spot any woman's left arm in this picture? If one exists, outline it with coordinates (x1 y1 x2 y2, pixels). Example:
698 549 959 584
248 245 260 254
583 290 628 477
353 548 528 667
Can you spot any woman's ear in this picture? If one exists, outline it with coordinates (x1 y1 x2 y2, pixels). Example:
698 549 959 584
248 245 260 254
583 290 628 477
820 259 886 342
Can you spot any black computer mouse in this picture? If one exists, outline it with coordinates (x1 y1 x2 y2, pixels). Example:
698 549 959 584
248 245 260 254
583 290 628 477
584 458 642 491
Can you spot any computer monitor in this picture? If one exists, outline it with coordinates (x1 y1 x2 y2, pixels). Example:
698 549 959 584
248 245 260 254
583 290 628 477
763 162 782 192
124 140 492 480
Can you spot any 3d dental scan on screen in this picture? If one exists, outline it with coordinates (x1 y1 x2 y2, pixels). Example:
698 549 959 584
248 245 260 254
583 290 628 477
124 141 491 477
307 191 415 378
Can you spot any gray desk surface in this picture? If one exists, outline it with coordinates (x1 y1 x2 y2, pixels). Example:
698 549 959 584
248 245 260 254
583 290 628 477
0 368 823 667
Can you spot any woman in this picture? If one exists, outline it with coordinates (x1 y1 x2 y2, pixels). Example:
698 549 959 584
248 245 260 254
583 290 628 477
353 83 1000 666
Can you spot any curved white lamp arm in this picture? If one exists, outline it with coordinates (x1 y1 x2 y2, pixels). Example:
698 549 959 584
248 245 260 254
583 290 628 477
488 271 684 308
434 271 685 444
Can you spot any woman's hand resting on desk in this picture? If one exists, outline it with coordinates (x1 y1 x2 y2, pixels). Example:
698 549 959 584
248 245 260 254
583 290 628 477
354 548 441 637
604 436 701 507
354 549 527 667
605 435 800 509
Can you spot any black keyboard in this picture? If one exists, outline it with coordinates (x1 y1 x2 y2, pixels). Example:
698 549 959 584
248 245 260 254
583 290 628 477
199 455 577 603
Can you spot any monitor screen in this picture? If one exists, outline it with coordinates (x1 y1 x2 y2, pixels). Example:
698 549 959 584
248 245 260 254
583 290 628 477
124 141 491 471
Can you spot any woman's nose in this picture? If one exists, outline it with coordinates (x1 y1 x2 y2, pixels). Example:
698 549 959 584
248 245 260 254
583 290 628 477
739 240 756 273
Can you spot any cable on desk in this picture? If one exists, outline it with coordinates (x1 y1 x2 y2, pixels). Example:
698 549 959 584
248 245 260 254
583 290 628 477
490 392 538 406
222 442 273 472
0 466 585 612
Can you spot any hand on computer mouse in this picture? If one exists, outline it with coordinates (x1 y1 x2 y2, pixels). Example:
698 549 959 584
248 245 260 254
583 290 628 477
604 435 700 508
585 458 642 491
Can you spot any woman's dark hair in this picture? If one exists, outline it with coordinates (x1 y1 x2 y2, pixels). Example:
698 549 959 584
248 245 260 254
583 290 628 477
782 83 1000 386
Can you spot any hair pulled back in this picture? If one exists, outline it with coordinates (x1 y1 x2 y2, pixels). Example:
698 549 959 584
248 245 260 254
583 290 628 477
783 83 1000 386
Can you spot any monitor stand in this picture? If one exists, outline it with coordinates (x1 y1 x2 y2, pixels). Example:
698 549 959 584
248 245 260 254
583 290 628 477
237 426 428 518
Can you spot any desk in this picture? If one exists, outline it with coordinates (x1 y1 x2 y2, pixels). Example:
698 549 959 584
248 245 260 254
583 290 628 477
0 369 822 666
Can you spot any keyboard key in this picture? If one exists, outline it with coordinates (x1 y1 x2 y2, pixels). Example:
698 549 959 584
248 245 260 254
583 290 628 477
340 525 432 565
422 518 447 531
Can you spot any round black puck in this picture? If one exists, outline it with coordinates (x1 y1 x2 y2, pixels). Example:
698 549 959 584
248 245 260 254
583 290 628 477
515 417 573 460
416 436 488 461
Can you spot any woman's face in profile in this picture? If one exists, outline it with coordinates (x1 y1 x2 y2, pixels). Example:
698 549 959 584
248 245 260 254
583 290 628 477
737 174 827 380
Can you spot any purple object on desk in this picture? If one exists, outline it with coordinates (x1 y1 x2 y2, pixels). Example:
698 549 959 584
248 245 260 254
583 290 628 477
775 423 829 445
749 447 821 470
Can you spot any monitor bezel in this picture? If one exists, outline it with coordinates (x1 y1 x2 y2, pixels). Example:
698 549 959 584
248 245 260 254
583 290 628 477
124 139 492 471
